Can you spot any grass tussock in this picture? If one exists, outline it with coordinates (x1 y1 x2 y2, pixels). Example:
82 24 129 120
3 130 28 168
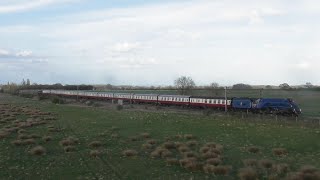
238 168 258 180
142 143 153 150
60 137 79 146
273 163 289 175
206 158 222 166
243 159 258 167
17 129 26 134
18 134 31 139
212 165 232 176
162 141 176 149
129 136 139 141
146 139 157 145
0 131 9 139
259 159 274 169
186 140 198 147
184 134 194 140
88 141 103 148
178 145 190 153
201 151 219 159
64 146 76 153
272 148 288 156
29 146 46 156
42 136 52 142
140 132 150 138
122 149 138 157
30 134 41 138
183 151 198 158
89 150 101 158
166 158 179 166
11 139 24 146
247 146 260 154
24 138 36 145
111 133 119 138
150 147 172 158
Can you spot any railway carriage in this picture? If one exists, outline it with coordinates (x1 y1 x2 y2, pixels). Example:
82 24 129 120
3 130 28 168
189 96 232 109
132 94 158 103
158 95 190 106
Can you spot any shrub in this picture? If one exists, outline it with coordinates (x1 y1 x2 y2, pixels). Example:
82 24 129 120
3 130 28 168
51 97 64 104
146 139 157 145
29 146 46 156
273 163 289 175
142 143 153 150
140 132 150 139
184 134 194 139
186 140 198 147
162 141 176 149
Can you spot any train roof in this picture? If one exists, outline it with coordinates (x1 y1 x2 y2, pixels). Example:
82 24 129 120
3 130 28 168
133 94 159 96
190 96 231 99
158 95 190 98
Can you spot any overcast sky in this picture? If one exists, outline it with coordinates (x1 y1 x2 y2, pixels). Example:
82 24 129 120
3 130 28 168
0 0 319 86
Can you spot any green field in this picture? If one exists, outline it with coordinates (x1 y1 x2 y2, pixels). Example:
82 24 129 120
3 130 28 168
0 93 320 179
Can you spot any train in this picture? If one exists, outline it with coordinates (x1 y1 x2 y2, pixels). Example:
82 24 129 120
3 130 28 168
20 89 301 116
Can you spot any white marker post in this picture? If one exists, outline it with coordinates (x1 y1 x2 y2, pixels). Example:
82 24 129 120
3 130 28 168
225 86 227 113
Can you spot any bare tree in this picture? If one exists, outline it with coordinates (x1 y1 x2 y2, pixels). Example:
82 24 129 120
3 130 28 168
210 82 219 89
279 83 291 89
174 76 195 95
305 82 313 88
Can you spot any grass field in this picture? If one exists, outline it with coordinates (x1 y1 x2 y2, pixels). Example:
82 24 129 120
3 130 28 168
0 93 320 179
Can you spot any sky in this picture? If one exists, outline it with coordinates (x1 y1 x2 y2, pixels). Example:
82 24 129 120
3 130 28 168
0 0 319 86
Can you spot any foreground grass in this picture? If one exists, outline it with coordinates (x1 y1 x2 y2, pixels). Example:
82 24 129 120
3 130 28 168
0 94 320 179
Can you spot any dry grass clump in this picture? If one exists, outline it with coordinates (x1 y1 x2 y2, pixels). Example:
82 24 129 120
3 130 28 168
175 134 183 139
273 163 289 175
259 159 274 169
162 141 176 149
201 151 219 159
184 161 202 172
204 164 231 175
140 132 150 139
11 139 24 146
238 168 258 180
30 134 41 138
212 165 232 175
150 147 172 158
186 140 198 147
64 146 76 153
166 158 179 166
248 146 260 154
206 158 222 166
146 139 157 145
17 129 26 134
177 145 189 152
122 149 138 157
142 143 153 150
179 157 197 166
272 148 288 156
23 138 36 145
129 136 139 141
243 159 258 167
89 150 101 158
184 134 195 140
200 146 210 154
42 136 52 142
204 142 217 148
183 151 198 158
286 166 320 180
174 142 184 148
29 146 46 156
88 141 102 148
18 134 31 139
0 131 9 139
59 137 79 146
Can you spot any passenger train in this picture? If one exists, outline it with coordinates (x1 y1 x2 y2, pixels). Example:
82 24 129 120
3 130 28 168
19 89 302 116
